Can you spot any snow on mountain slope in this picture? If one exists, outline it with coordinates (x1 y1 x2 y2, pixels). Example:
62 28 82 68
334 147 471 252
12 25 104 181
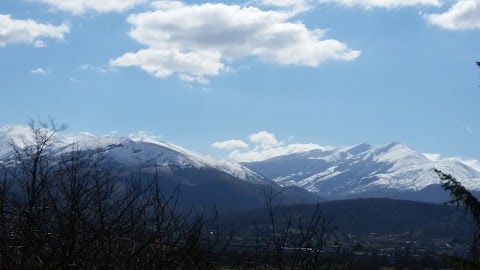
0 125 270 185
0 125 38 156
243 142 480 201
103 137 270 184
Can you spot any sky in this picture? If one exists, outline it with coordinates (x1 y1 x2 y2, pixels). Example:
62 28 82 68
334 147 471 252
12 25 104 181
0 0 479 164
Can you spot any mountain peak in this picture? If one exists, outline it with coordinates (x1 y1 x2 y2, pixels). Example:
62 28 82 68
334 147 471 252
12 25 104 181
345 143 372 155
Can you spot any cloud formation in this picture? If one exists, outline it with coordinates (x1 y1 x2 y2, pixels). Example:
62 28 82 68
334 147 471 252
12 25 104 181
110 1 360 83
260 0 310 13
317 0 441 8
34 40 46 48
248 131 279 149
261 0 440 10
31 68 48 75
425 0 480 30
128 130 162 140
0 14 68 47
263 0 479 31
79 64 117 73
32 0 147 15
213 131 326 162
111 49 224 84
212 140 249 150
228 143 326 162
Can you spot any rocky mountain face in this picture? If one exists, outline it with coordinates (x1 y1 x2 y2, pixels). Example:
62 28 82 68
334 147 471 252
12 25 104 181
243 142 480 202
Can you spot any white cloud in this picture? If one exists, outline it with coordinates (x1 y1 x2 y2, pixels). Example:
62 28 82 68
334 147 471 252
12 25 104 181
110 2 360 83
248 131 279 149
32 0 147 15
214 131 328 162
260 0 440 10
0 14 69 47
151 0 185 9
228 143 325 162
31 68 49 75
34 40 46 48
260 0 310 13
212 139 249 150
423 153 480 172
317 0 441 8
425 0 480 30
128 130 162 140
178 74 210 85
79 64 117 73
110 49 224 79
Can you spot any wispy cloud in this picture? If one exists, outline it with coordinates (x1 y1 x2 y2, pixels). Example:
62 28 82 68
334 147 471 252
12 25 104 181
31 0 147 15
317 0 441 8
0 14 69 47
79 64 117 73
34 40 46 48
128 130 162 140
259 0 310 13
259 0 440 11
31 68 49 75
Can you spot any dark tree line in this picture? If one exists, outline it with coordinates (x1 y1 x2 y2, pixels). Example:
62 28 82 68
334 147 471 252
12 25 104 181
0 120 345 270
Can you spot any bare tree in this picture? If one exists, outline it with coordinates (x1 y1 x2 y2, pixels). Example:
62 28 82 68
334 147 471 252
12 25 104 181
261 187 349 270
0 119 348 269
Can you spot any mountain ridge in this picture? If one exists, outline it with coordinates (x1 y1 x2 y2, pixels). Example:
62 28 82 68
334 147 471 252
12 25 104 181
0 125 270 185
243 141 480 202
2 125 479 204
0 125 317 209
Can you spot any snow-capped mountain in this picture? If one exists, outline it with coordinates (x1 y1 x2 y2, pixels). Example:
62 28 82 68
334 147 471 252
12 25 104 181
0 125 269 185
243 142 480 202
0 125 317 209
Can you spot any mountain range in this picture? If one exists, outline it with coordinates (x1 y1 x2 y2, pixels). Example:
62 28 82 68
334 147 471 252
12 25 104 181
0 125 314 209
1 125 479 206
243 142 480 202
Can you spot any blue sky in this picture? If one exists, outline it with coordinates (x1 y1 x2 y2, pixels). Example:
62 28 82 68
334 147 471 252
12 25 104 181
0 0 479 164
